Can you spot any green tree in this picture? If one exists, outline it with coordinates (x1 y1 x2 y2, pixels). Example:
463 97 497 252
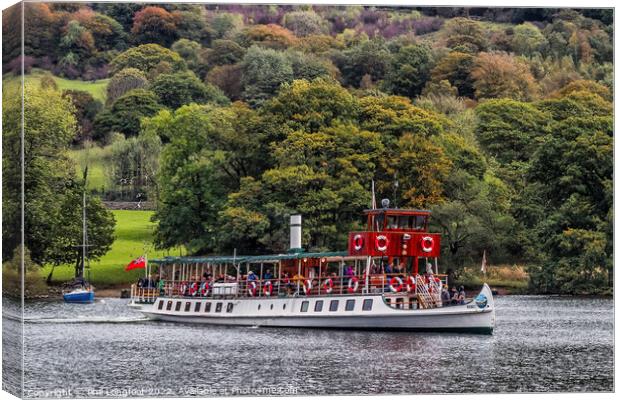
93 89 163 140
282 10 329 37
511 22 547 56
430 51 475 98
151 71 229 109
171 38 203 71
444 18 488 53
106 68 148 105
241 46 294 107
336 38 392 87
109 44 186 77
384 43 434 99
205 39 246 67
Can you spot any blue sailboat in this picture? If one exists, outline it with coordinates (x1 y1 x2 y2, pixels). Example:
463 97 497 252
63 166 95 304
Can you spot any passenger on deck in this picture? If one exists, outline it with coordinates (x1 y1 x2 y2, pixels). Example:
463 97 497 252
263 269 273 281
247 271 257 282
384 263 392 274
458 286 466 304
450 287 458 304
344 266 355 277
441 285 450 306
426 262 434 275
370 263 379 274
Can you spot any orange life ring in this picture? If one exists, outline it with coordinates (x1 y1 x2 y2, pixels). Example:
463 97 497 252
421 236 434 253
389 276 404 292
247 281 258 297
376 235 389 252
263 281 273 296
353 234 364 251
347 277 359 293
322 278 334 294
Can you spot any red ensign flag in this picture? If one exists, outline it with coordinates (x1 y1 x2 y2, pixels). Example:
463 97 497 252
125 256 146 271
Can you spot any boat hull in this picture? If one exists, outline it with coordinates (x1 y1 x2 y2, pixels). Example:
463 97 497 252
139 284 495 334
63 290 95 304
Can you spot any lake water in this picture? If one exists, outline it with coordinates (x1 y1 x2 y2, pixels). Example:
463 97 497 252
2 295 614 397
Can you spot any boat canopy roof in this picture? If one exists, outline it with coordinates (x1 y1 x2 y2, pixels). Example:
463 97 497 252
363 208 431 215
150 251 350 265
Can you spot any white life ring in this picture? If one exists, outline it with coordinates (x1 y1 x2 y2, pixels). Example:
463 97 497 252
389 276 404 292
247 281 258 297
322 278 333 294
376 235 389 252
421 236 434 253
263 281 273 296
353 234 364 251
347 277 359 293
303 279 312 295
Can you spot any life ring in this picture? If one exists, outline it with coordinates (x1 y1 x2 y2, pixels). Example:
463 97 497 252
347 277 359 293
189 282 198 296
200 282 210 296
322 278 334 294
421 236 434 253
353 234 364 251
376 235 389 252
263 281 273 296
406 276 416 292
303 279 312 295
389 276 404 292
247 281 258 297
180 283 188 295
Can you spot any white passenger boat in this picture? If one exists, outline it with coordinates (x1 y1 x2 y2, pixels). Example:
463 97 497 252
134 203 496 333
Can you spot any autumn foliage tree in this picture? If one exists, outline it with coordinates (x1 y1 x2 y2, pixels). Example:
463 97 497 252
131 6 178 47
471 52 539 101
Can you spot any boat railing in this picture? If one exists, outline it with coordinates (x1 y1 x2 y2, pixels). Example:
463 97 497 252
131 273 449 305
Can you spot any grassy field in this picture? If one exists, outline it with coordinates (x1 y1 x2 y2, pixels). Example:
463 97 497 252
4 68 109 102
42 210 180 287
458 264 529 292
69 145 112 191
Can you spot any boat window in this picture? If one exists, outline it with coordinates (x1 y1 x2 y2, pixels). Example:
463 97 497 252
167 301 173 311
314 300 323 312
205 302 211 312
194 302 201 312
363 299 373 311
398 216 413 229
345 299 355 311
258 304 261 310
300 301 309 312
158 300 164 310
184 302 191 312
270 304 273 310
414 215 426 230
215 302 223 312
283 304 286 310
226 303 234 313
329 300 339 312
175 302 182 312
386 215 398 229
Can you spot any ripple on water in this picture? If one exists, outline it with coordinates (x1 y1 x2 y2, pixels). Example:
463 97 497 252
3 295 612 397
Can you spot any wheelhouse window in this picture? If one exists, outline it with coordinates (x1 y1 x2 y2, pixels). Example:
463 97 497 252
226 303 234 313
345 299 355 311
314 300 323 312
175 302 182 312
300 301 309 312
184 302 191 312
215 302 223 312
158 300 164 310
329 300 339 312
363 299 373 311
194 302 201 312
204 302 211 312
167 301 173 311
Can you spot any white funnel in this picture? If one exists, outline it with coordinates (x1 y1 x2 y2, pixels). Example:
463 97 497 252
290 215 302 250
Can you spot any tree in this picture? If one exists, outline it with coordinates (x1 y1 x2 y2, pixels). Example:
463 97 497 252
384 43 434 98
106 68 148 105
205 39 246 67
475 99 550 164
171 39 203 71
3 246 47 298
210 12 244 39
430 51 475 98
62 90 103 142
552 79 612 102
471 52 539 101
444 17 487 52
241 46 294 107
286 51 337 81
92 89 163 140
131 6 178 47
206 64 244 101
336 38 392 87
237 24 298 50
511 22 547 56
282 10 329 37
151 71 229 109
109 44 186 77
173 9 210 43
